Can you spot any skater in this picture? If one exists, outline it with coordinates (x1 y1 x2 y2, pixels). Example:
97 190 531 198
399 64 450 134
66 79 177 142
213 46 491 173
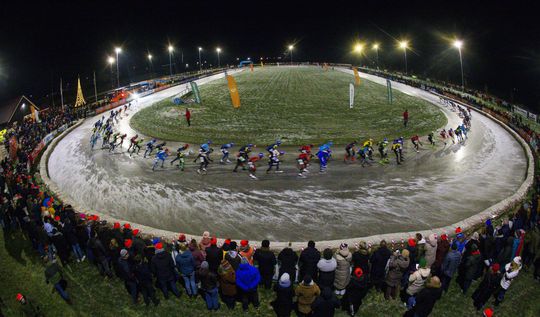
90 132 101 150
109 132 120 152
455 126 463 143
233 144 254 172
152 148 169 171
266 148 284 174
358 139 374 167
297 151 310 177
428 132 435 146
448 128 456 144
344 141 357 163
155 141 167 152
116 133 127 150
185 108 191 126
144 139 157 158
410 135 422 153
220 143 234 164
248 153 264 179
439 129 448 146
130 138 144 156
127 135 138 152
317 142 332 173
377 138 389 164
403 109 409 127
195 146 213 174
266 140 282 156
170 144 190 170
392 141 404 165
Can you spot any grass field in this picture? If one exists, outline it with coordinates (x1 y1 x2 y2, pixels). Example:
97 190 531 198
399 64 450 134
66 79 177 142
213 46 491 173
131 67 446 145
2 229 539 317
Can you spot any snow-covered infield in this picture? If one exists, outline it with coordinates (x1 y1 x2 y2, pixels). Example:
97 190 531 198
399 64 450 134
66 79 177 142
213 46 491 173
39 68 534 250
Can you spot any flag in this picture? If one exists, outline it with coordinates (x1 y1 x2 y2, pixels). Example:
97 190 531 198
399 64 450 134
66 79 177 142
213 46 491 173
386 79 393 104
250 63 254 72
190 81 201 104
353 68 361 85
260 61 264 68
349 83 355 109
226 75 241 108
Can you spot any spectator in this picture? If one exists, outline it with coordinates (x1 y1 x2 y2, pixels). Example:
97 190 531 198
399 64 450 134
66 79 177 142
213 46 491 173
16 293 43 316
198 231 211 256
253 239 277 289
272 273 295 317
44 262 70 303
351 241 370 274
225 244 241 271
317 248 337 290
404 276 443 317
175 243 197 297
424 233 438 268
385 249 410 300
433 234 450 274
341 267 367 316
495 256 522 306
133 255 160 306
295 275 321 317
460 243 482 294
117 248 138 304
204 236 222 274
199 261 220 311
370 240 392 292
218 258 237 310
334 243 352 295
299 240 321 283
311 287 340 317
236 258 261 311
403 109 409 127
406 258 431 307
188 239 205 270
239 239 255 265
278 242 299 281
151 242 181 299
441 242 461 292
472 263 501 311
50 228 70 265
416 233 426 260
185 108 191 126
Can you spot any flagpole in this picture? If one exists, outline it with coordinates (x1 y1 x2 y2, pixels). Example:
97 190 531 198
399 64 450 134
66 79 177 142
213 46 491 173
93 71 98 102
60 78 64 109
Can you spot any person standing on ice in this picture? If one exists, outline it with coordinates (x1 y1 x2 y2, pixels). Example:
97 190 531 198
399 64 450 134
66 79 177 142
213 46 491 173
220 143 234 164
144 139 157 158
152 148 169 171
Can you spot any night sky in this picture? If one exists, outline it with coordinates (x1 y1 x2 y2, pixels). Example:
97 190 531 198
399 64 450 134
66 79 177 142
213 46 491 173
1 1 539 111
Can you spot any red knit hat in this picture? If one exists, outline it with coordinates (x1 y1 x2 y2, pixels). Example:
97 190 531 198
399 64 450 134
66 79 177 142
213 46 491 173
54 216 60 221
132 229 140 236
354 267 363 278
178 234 186 242
124 223 131 229
224 239 231 245
491 263 500 273
210 237 217 245
16 293 24 301
455 227 462 234
408 238 416 247
483 308 494 317
113 222 120 229
240 240 249 247
440 234 448 241
124 239 133 248
155 242 163 250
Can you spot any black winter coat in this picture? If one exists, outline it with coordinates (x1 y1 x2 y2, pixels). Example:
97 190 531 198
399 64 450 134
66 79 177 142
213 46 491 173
299 247 321 280
205 245 223 273
278 248 298 278
151 251 176 282
406 286 443 317
272 284 294 317
254 247 277 277
312 288 340 317
370 247 391 280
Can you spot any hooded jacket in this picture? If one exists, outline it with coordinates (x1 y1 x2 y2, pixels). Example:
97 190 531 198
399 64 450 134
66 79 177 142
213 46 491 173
385 253 410 287
406 267 431 295
441 249 461 277
254 246 277 277
334 249 352 290
317 257 337 289
295 282 321 314
151 250 176 281
424 234 438 267
175 250 195 276
311 287 340 317
236 263 261 292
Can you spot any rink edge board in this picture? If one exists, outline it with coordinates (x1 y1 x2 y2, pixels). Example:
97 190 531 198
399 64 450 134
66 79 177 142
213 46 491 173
39 71 534 251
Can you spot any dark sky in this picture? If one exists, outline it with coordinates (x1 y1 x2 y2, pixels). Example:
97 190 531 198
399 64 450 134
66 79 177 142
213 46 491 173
1 1 539 111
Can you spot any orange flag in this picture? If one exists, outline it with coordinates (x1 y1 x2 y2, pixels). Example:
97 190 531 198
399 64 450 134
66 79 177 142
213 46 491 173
250 63 254 72
353 67 361 85
226 75 241 108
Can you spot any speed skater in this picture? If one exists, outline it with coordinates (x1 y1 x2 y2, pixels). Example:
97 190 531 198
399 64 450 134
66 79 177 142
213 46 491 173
220 143 234 164
247 153 264 179
170 144 190 171
152 148 169 171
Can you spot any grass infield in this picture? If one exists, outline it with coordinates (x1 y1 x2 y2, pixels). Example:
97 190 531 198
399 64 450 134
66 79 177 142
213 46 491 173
131 66 446 145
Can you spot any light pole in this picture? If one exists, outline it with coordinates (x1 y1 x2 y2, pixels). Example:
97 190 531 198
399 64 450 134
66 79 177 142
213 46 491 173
147 54 153 78
198 47 202 72
168 45 174 77
288 45 294 65
353 43 364 66
115 47 121 87
372 43 380 69
453 40 465 90
107 56 115 88
216 47 221 68
399 41 408 74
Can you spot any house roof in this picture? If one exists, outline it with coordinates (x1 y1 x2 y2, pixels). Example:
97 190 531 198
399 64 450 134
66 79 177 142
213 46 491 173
0 95 40 125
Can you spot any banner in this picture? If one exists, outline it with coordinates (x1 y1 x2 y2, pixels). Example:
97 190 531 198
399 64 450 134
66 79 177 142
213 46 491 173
513 105 528 118
226 75 241 108
190 81 201 104
386 79 393 104
353 68 361 85
349 83 354 109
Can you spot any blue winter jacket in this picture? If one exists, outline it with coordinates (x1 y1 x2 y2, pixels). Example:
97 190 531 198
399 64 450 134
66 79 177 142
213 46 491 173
175 250 196 276
441 249 462 277
236 263 261 291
